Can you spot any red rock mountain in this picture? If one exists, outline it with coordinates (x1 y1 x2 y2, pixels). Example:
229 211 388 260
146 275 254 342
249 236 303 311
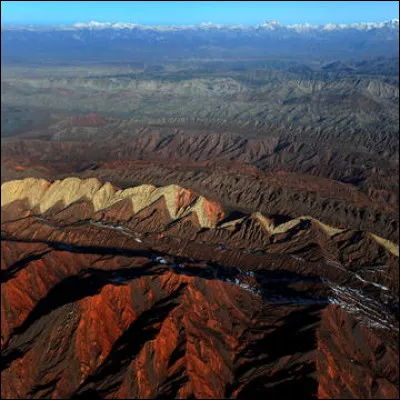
1 178 399 399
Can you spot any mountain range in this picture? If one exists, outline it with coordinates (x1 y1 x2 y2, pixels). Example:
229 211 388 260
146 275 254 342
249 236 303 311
3 19 399 31
2 19 399 63
2 177 399 398
1 14 399 400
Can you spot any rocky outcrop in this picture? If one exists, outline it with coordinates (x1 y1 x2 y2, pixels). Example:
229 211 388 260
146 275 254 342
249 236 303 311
1 178 224 228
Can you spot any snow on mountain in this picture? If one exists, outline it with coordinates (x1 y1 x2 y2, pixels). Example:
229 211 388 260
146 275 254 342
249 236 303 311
3 19 398 32
74 18 400 32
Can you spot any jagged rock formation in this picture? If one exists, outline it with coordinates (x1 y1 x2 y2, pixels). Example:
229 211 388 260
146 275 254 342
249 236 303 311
2 129 399 242
1 178 398 256
1 177 399 399
1 178 224 228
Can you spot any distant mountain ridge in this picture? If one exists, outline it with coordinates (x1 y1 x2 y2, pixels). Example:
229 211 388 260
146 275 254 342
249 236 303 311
2 18 399 63
2 19 399 32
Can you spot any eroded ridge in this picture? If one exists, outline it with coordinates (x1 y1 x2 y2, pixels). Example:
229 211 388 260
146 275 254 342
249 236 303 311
2 177 398 256
1 177 224 228
1 176 399 399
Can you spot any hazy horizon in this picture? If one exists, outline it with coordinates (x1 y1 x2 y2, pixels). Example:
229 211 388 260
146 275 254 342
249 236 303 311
1 1 399 26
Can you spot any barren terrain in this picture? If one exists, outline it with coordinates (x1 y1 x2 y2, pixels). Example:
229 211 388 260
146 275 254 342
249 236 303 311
1 21 399 399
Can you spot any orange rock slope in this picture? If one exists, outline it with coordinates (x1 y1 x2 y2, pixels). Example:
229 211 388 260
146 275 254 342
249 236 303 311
1 178 399 399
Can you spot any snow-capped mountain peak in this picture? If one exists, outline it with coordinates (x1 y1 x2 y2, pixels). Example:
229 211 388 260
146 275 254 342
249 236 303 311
2 19 398 33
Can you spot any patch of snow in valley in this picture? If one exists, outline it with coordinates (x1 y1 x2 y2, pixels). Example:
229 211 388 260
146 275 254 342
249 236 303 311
328 285 398 332
354 274 389 291
290 255 305 262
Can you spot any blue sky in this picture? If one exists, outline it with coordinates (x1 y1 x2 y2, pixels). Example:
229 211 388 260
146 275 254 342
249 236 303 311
1 1 399 26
